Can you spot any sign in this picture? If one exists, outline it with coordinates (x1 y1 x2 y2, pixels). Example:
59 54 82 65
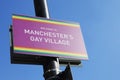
12 14 88 60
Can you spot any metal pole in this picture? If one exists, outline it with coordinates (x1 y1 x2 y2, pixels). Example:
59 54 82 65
33 0 60 80
34 0 50 18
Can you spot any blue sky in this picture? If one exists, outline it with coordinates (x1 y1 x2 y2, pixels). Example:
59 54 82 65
0 0 120 80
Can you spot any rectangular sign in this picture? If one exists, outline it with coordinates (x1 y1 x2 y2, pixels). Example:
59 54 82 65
12 14 88 60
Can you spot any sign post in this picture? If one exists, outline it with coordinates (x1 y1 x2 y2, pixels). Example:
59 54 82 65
34 0 60 80
10 0 88 80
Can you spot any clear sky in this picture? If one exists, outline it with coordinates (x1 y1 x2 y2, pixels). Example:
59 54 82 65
0 0 120 80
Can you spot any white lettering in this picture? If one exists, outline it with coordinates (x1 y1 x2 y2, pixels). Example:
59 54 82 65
44 38 70 46
24 29 74 40
30 36 42 42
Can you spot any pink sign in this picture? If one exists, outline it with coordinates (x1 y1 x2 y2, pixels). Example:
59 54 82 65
12 14 88 60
